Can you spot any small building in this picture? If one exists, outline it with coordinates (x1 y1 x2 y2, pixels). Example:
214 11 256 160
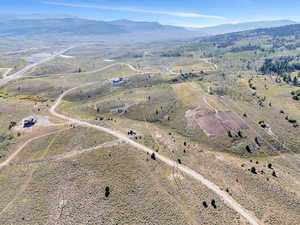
23 118 37 128
112 77 124 86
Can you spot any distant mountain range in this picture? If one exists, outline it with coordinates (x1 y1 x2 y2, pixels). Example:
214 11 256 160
0 14 298 43
189 20 297 35
0 16 196 41
204 23 300 43
0 13 78 20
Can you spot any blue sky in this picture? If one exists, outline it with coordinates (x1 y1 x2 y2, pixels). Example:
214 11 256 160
1 0 300 27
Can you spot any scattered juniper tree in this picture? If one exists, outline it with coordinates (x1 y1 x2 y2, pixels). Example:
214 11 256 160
151 153 156 160
251 167 257 174
105 186 110 197
211 199 217 208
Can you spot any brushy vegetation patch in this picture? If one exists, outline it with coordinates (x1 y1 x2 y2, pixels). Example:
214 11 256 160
291 89 300 100
122 86 178 122
0 92 9 99
0 133 14 154
211 86 252 101
17 95 48 102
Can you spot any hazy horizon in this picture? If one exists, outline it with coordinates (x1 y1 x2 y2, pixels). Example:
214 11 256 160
2 0 300 28
0 12 298 29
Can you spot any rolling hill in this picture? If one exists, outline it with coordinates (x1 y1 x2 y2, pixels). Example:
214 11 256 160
0 17 199 43
191 20 297 35
1 14 297 44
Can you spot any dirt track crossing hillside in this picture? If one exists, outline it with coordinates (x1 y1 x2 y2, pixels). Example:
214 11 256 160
49 67 264 225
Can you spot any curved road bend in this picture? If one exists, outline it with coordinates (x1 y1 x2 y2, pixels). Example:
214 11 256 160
0 63 139 169
0 130 64 170
50 82 263 225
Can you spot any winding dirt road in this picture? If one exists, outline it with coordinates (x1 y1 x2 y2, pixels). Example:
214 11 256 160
0 61 263 225
0 130 64 170
50 77 263 225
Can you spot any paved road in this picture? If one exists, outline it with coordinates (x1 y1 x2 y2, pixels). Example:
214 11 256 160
50 77 263 225
25 62 141 78
0 46 74 88
83 62 140 74
0 68 12 78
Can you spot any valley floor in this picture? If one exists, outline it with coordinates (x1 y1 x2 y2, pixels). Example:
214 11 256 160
0 45 299 225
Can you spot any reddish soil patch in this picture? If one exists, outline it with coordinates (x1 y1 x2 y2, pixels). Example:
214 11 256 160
191 111 249 136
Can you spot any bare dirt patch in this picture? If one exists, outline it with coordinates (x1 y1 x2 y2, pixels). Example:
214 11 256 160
25 53 53 63
186 108 249 136
14 115 64 132
58 54 74 59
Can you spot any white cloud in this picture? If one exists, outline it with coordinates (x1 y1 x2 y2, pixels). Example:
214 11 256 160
44 1 226 19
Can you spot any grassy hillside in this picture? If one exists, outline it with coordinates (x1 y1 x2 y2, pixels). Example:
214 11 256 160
0 23 300 225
